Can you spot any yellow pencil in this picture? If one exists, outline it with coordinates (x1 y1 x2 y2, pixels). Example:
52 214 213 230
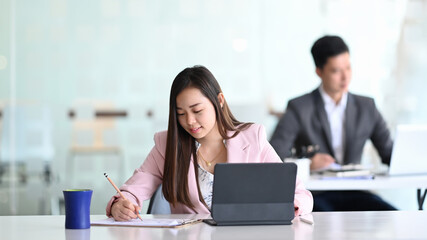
104 173 143 221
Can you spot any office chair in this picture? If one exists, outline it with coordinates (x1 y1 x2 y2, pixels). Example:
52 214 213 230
0 104 55 183
146 184 171 214
0 104 56 214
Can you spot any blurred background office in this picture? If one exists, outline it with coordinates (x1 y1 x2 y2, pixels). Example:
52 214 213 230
0 0 426 215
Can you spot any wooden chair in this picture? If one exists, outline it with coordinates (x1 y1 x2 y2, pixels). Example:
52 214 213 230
66 101 127 185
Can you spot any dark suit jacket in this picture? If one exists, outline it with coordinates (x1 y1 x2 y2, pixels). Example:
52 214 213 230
270 88 393 165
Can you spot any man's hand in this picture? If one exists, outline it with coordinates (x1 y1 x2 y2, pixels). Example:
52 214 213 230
111 198 141 221
310 153 336 171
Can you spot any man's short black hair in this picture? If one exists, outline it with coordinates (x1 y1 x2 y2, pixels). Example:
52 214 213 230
311 35 349 69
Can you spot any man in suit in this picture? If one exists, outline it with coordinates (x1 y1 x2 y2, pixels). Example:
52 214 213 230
270 35 396 211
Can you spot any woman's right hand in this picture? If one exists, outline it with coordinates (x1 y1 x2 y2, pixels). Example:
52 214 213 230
111 198 141 221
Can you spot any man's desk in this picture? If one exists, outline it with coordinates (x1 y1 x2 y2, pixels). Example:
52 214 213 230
305 174 427 210
1 212 427 240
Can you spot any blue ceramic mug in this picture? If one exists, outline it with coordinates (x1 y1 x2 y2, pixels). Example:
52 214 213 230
63 189 93 229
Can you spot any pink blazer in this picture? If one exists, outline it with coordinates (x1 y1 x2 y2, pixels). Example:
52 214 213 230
106 124 313 216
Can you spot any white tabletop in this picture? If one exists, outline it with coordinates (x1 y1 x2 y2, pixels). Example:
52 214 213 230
1 212 427 240
304 174 427 190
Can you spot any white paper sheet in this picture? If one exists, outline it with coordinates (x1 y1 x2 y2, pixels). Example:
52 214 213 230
91 218 200 228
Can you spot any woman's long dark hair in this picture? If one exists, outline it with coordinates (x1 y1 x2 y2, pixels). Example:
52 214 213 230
162 65 251 210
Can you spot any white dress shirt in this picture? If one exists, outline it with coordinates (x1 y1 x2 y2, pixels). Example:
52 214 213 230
319 85 348 164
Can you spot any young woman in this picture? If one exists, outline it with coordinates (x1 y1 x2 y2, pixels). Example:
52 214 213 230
106 66 313 220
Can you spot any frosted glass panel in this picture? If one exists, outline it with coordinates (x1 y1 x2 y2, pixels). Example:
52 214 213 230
1 0 427 214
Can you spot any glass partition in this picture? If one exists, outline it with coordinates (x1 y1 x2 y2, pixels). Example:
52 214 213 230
1 0 426 215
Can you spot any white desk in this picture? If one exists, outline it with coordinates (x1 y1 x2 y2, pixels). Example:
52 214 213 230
305 174 427 210
1 212 427 240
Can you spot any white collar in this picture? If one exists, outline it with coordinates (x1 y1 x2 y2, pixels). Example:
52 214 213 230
319 85 348 108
